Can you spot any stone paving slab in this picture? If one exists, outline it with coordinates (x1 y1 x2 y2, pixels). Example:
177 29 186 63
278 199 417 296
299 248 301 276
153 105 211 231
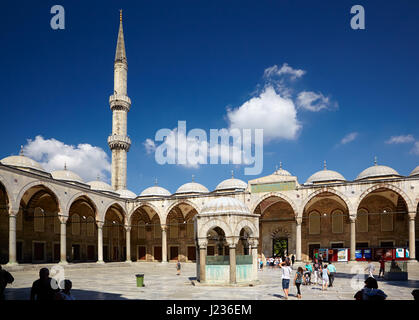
3 261 419 300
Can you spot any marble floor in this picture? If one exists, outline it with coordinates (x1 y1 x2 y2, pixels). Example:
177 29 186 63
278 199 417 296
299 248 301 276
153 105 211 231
3 261 419 300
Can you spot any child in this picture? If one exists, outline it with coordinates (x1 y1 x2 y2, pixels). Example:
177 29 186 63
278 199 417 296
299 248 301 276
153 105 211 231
176 260 181 275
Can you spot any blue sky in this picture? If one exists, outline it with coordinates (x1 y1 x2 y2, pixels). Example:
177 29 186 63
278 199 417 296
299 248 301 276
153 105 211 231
1 0 419 194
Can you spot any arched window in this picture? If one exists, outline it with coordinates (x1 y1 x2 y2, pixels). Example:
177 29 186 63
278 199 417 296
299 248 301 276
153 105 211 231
71 214 80 235
138 221 146 239
332 210 344 234
34 207 44 232
357 209 368 233
169 219 179 239
87 216 95 237
309 212 320 235
186 220 194 238
381 208 393 231
153 221 161 239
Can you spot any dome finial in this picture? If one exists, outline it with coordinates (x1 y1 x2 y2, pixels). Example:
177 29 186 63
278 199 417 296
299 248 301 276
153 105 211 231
97 174 101 181
19 145 24 156
64 162 67 170
323 160 327 170
231 170 234 178
154 178 158 186
120 9 123 22
192 174 195 182
374 156 377 166
280 161 283 170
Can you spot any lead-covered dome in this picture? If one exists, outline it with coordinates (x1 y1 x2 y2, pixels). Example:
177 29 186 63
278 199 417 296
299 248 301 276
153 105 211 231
116 189 137 199
175 177 209 194
140 185 171 197
273 162 292 176
88 180 113 192
409 165 419 177
201 197 250 215
51 169 84 183
356 159 400 181
306 162 345 184
215 172 247 191
1 154 45 173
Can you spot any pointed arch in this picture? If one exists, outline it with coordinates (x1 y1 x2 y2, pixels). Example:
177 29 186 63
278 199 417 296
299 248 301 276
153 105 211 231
65 192 99 218
198 218 233 239
128 201 162 225
165 199 200 224
15 181 64 213
301 187 354 214
234 219 258 238
251 192 298 215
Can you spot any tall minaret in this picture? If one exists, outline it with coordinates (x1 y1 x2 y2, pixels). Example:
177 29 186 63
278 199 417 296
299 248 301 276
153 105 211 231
108 10 131 190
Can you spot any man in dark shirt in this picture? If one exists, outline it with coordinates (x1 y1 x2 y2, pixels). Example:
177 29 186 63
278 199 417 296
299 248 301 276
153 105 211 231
0 265 14 300
30 268 59 300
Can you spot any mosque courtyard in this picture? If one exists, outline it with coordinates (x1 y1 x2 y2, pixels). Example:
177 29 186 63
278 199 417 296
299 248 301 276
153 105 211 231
3 261 418 300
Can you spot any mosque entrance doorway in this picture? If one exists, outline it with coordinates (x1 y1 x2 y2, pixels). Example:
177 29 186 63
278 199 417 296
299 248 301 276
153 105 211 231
272 238 288 258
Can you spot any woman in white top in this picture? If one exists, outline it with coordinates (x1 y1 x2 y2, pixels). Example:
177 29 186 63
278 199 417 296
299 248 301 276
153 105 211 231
279 259 292 299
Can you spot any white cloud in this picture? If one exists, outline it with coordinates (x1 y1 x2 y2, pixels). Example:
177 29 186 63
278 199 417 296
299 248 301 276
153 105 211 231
411 142 419 155
340 132 358 145
23 135 111 182
296 91 336 112
227 86 301 141
385 134 415 144
264 63 306 80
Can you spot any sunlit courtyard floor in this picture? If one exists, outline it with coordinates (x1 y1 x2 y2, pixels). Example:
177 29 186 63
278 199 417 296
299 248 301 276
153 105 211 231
3 261 419 300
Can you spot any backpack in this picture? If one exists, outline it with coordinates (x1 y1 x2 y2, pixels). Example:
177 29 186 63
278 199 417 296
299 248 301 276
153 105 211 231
295 272 303 284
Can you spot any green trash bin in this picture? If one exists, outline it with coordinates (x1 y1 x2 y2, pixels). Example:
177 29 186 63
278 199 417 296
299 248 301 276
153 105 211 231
136 273 144 287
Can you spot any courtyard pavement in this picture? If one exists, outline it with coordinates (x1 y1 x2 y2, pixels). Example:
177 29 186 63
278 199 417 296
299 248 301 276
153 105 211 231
3 261 419 300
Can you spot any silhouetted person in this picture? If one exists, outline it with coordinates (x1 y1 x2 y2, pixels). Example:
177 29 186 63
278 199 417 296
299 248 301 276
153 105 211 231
30 268 59 300
412 289 419 300
0 265 14 300
291 255 295 265
55 279 75 300
354 277 387 300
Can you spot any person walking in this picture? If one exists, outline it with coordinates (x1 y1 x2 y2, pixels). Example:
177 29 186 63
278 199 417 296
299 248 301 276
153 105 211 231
327 262 336 287
365 260 376 278
279 259 293 300
313 258 320 285
321 264 330 291
294 267 304 299
176 260 181 275
291 255 295 266
304 262 312 285
0 265 14 300
378 256 385 279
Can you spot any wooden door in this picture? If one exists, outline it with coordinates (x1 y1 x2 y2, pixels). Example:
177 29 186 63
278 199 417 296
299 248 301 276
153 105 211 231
154 246 162 261
138 246 146 260
170 246 179 260
187 246 196 261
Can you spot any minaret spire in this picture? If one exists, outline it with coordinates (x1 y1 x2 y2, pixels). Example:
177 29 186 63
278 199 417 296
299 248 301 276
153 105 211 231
108 10 132 191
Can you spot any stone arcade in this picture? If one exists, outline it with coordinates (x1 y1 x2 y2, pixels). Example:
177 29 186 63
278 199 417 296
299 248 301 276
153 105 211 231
0 13 418 284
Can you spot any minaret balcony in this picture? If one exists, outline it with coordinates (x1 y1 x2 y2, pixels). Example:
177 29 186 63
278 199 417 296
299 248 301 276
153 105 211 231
108 134 131 151
109 94 131 111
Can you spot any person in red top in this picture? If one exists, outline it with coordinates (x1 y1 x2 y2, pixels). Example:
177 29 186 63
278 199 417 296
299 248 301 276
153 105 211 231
378 256 385 279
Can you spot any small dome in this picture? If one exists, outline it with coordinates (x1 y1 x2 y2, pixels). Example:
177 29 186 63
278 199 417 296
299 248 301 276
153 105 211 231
215 178 247 191
306 161 345 184
1 155 45 172
356 164 400 181
140 186 171 197
51 169 84 183
409 165 419 177
273 162 292 176
116 189 137 199
201 197 250 215
88 180 113 192
175 181 209 194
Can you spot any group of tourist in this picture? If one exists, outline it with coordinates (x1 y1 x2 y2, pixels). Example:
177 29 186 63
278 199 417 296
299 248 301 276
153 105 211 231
258 254 296 271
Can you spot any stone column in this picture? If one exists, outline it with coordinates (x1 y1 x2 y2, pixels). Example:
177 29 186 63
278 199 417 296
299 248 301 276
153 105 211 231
97 221 104 263
199 243 207 283
250 239 258 281
295 217 302 262
125 225 132 263
162 225 168 263
7 208 18 266
349 215 356 262
59 214 69 265
408 213 416 261
229 244 237 284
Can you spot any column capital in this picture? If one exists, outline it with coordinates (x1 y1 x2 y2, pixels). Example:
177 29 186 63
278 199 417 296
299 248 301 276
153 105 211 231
295 216 302 225
349 215 357 222
58 213 69 224
124 225 132 232
226 236 239 247
197 238 208 248
161 224 168 232
408 212 417 220
8 206 19 217
248 238 259 247
96 220 105 228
